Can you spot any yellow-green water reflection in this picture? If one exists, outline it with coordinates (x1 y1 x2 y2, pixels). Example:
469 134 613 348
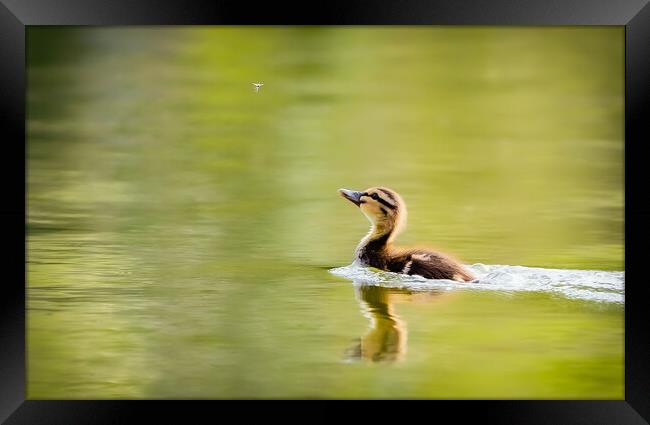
27 27 623 398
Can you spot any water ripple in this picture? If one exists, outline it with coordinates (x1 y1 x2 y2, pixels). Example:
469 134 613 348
330 263 624 304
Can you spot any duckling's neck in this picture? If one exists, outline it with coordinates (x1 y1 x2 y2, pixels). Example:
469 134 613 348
355 222 395 265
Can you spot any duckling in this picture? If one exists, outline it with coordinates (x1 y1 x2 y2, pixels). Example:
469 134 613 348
338 187 475 282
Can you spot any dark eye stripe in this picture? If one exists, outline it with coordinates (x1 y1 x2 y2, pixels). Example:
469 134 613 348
371 193 396 209
360 192 396 209
377 197 396 209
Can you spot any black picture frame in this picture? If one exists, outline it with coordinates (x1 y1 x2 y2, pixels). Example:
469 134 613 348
1 0 649 422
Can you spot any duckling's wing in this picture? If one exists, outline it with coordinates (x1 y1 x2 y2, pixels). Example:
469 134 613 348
395 250 473 281
406 253 457 280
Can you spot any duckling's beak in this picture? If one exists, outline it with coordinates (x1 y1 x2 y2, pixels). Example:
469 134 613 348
339 188 364 207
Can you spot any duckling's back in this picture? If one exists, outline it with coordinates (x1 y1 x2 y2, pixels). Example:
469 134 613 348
387 249 475 281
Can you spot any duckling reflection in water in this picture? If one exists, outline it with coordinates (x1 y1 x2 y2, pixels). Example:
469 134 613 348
344 285 445 363
339 187 475 282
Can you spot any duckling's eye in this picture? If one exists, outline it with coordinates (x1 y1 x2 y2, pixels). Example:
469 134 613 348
370 193 379 200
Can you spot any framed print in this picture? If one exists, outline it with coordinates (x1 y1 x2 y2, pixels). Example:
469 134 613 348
1 0 649 423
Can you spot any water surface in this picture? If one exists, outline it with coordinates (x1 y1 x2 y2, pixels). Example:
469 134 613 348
27 27 623 398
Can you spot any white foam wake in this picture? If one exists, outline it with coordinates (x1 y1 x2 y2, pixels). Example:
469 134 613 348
329 263 624 304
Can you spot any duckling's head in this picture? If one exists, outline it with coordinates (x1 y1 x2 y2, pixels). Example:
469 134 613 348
338 187 407 238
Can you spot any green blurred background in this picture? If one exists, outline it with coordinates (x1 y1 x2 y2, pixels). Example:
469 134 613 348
27 27 623 399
